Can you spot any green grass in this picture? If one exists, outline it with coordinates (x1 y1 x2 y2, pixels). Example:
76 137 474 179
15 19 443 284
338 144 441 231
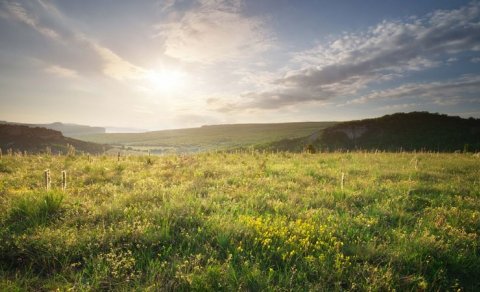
76 122 336 153
0 152 479 290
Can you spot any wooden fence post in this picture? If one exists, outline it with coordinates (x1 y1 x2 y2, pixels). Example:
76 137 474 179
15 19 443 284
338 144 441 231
62 170 67 191
44 169 51 190
341 172 345 191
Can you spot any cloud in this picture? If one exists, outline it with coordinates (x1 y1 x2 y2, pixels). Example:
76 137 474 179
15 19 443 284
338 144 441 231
378 103 420 111
214 2 480 112
350 75 480 105
133 105 154 115
44 65 78 78
280 3 480 91
446 57 458 63
3 1 150 82
157 0 273 63
82 37 148 81
36 0 63 19
209 70 391 112
207 87 333 112
3 1 59 39
160 0 177 12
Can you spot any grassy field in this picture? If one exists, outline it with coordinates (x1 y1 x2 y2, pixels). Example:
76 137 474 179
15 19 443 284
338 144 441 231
0 152 479 290
77 122 336 153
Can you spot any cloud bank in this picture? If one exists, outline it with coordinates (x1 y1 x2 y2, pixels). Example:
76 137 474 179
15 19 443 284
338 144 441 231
158 0 273 63
2 0 149 82
351 75 480 105
216 2 480 111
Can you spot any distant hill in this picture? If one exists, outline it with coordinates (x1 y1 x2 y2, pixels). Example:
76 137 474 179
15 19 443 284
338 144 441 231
76 122 337 153
261 112 480 152
0 124 108 154
7 112 475 154
0 121 105 137
315 112 480 152
105 126 147 133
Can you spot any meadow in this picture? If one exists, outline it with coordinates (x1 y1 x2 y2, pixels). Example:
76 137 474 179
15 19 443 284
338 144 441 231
0 151 479 291
78 122 336 153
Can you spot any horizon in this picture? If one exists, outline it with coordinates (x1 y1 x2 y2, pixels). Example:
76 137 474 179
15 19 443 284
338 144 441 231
3 111 477 133
1 0 480 130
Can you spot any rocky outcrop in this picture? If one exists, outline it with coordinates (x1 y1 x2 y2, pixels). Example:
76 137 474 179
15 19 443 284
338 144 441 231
333 125 368 140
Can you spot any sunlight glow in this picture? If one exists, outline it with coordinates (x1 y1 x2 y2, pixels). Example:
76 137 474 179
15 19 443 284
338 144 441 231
145 69 187 93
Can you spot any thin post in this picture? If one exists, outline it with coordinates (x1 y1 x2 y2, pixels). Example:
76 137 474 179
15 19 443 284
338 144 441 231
341 172 345 191
44 169 51 190
0 148 2 159
62 170 67 191
117 151 120 162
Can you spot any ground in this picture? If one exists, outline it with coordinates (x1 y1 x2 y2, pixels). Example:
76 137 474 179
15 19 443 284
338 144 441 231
0 152 479 290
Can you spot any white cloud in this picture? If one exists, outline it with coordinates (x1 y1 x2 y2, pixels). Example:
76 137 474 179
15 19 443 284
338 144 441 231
215 2 480 112
157 0 273 63
350 75 480 105
83 38 148 81
446 57 458 63
36 0 63 19
280 3 480 90
44 65 78 78
160 0 177 12
4 1 151 82
3 1 59 39
133 105 154 115
378 103 419 111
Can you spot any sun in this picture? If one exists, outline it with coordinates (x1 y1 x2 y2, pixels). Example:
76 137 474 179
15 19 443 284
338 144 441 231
145 69 186 93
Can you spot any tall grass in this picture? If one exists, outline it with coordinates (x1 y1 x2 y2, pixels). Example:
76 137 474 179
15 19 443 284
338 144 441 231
0 152 478 290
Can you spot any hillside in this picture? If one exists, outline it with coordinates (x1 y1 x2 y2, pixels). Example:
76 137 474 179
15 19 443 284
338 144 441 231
0 121 105 137
77 122 336 153
318 112 480 152
262 112 480 152
0 124 108 154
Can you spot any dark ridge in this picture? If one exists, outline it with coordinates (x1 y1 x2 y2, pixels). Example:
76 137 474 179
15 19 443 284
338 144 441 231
0 124 109 154
319 112 480 152
0 121 105 137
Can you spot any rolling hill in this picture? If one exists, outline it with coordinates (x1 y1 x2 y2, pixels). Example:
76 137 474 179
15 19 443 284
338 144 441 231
0 124 108 154
0 121 105 137
263 112 480 152
76 122 337 153
5 112 477 154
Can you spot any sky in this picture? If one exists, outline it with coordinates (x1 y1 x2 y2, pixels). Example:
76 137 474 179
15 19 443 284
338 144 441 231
1 0 480 130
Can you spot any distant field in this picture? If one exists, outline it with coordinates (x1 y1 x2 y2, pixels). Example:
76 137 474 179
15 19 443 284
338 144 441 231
0 152 479 290
76 122 336 153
